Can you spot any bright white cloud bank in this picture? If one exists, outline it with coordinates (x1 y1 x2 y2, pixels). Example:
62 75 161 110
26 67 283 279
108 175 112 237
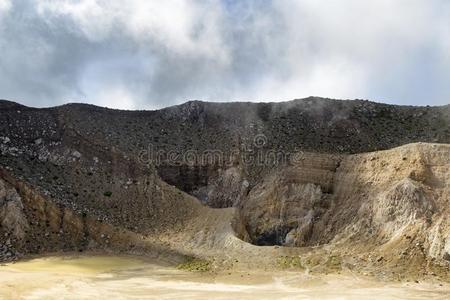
0 0 449 109
0 0 10 11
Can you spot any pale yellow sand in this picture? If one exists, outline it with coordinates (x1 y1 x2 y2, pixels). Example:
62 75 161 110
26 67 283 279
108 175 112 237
0 255 449 300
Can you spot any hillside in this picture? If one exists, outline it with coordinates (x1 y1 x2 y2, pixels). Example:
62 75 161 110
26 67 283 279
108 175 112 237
1 97 450 282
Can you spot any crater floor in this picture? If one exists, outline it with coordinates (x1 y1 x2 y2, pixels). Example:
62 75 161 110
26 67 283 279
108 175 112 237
1 254 449 300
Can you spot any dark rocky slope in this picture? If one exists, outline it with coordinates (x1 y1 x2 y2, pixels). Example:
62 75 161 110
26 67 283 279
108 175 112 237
1 97 450 208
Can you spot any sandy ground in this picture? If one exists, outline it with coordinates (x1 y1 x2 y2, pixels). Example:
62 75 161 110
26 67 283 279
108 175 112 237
0 255 449 300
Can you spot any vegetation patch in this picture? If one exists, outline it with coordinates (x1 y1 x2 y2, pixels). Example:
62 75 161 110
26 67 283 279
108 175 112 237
177 258 211 272
277 256 304 269
325 255 342 271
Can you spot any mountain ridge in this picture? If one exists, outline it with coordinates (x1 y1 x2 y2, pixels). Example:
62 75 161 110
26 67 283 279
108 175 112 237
2 96 450 111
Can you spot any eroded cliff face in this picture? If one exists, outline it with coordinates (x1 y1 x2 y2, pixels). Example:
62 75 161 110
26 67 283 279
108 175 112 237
237 143 450 267
0 171 196 264
238 153 340 246
0 179 28 260
0 175 89 261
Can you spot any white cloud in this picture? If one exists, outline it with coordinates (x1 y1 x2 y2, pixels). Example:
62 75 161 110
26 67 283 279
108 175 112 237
248 59 368 102
260 0 450 104
0 0 11 14
35 0 230 61
1 0 449 108
35 0 117 41
94 87 136 110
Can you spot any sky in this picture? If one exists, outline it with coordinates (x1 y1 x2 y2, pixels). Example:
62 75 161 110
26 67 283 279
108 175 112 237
0 0 449 110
